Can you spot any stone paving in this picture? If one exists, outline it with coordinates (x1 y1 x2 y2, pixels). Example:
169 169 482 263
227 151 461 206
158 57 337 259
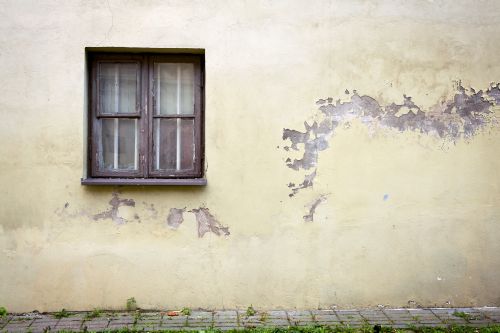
1 307 500 332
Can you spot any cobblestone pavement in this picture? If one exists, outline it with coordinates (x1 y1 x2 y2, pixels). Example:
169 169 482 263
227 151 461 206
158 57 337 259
1 308 500 332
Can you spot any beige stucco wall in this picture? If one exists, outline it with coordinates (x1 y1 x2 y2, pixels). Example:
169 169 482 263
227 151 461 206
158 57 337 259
1 0 500 312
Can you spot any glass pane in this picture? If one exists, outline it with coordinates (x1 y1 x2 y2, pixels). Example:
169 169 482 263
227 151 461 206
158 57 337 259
99 63 138 114
154 118 176 170
180 64 194 114
119 64 137 113
100 118 138 171
154 63 194 115
180 119 195 170
118 119 137 169
153 118 194 171
101 119 115 170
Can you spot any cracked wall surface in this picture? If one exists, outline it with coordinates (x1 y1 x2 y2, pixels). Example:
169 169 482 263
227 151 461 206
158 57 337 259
2 0 500 312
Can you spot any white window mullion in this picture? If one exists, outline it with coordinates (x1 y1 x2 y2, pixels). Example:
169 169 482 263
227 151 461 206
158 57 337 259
156 119 160 170
134 119 138 170
114 118 119 169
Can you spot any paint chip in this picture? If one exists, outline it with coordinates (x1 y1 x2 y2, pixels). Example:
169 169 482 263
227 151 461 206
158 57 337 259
303 194 328 222
190 207 230 238
289 169 317 197
92 192 135 224
167 208 185 229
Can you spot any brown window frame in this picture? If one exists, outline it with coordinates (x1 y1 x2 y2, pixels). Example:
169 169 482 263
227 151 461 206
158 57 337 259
82 52 205 186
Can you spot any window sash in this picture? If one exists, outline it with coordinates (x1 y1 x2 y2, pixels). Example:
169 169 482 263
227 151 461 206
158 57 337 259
147 55 202 178
88 53 203 179
96 60 142 117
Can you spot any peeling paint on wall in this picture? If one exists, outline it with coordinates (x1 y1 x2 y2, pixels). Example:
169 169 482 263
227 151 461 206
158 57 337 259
92 192 135 224
143 202 158 219
190 208 230 238
55 193 230 237
288 169 317 197
167 208 185 229
283 82 500 196
303 194 328 222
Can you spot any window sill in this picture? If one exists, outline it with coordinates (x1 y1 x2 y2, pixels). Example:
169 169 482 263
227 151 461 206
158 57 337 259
81 178 207 186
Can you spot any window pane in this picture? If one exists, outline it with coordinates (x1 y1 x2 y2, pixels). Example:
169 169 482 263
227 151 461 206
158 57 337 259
101 119 115 169
100 118 138 171
118 119 137 169
180 119 195 170
153 118 194 171
180 64 194 115
154 63 194 115
99 63 138 114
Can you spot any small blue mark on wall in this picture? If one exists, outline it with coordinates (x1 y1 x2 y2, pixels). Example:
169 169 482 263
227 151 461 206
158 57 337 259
383 194 389 201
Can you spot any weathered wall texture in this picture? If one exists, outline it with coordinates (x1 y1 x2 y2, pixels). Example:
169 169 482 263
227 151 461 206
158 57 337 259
1 0 500 312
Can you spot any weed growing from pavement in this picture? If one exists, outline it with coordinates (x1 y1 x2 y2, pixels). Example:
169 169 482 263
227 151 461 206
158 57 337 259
85 309 102 319
246 306 257 317
452 312 473 322
181 308 191 316
126 298 137 312
54 309 71 319
131 311 143 327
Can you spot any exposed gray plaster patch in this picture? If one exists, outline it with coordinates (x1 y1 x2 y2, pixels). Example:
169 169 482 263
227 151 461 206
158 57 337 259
303 194 328 222
289 169 317 197
167 208 185 229
487 83 500 104
190 208 230 238
56 198 231 238
143 202 158 219
283 82 500 196
92 192 135 225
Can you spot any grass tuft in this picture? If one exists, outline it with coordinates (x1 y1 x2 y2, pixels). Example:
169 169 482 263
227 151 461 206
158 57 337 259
54 309 71 319
85 309 102 319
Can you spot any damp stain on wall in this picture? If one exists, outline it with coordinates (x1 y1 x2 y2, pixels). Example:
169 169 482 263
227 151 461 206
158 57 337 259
282 82 500 197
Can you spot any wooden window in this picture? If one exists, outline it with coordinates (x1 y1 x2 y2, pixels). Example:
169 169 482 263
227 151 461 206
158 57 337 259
83 52 205 185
